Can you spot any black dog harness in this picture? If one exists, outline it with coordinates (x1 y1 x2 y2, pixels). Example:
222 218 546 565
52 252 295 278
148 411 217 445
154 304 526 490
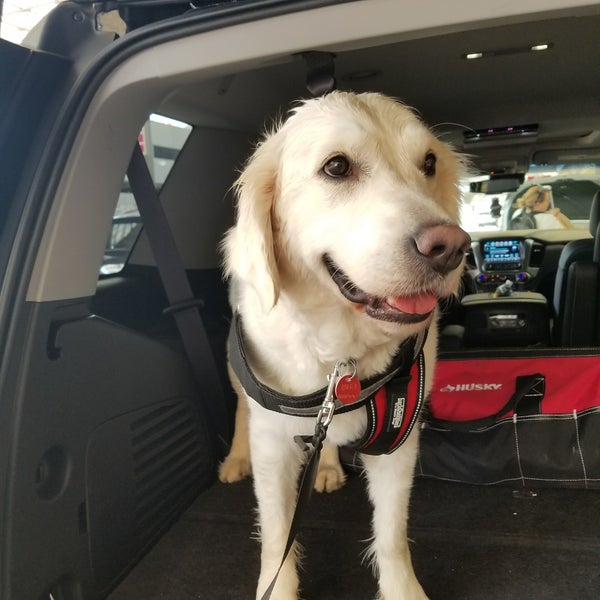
228 313 427 455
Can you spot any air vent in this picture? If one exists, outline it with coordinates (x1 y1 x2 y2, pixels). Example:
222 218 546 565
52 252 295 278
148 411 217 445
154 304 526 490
130 400 210 537
529 243 545 267
86 397 214 587
464 249 477 269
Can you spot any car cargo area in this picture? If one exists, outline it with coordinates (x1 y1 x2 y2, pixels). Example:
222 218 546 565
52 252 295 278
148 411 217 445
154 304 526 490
1 2 600 600
109 475 600 599
91 262 599 600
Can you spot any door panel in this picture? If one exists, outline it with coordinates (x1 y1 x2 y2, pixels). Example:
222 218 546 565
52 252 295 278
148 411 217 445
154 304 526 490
2 300 216 599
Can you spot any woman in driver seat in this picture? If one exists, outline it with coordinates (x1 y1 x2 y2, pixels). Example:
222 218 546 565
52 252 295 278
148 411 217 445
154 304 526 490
513 185 574 229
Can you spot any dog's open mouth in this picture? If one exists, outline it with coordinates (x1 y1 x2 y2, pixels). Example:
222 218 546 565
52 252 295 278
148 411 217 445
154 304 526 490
323 254 438 324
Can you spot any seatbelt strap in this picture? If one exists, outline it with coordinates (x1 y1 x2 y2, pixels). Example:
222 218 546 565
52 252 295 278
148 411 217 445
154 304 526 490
127 142 229 449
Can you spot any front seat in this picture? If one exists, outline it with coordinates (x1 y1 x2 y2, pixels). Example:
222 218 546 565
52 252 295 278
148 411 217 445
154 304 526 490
552 190 600 345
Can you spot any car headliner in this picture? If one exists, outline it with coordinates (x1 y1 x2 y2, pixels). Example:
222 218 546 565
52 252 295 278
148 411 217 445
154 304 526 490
23 0 600 302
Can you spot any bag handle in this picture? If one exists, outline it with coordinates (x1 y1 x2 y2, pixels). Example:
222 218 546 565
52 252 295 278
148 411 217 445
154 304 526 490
427 373 545 431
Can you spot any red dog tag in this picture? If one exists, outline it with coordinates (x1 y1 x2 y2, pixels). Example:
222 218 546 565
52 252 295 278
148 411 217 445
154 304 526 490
335 375 361 405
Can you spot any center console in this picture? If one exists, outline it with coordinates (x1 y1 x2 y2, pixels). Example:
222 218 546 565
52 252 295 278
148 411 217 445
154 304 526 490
469 237 545 291
461 292 551 347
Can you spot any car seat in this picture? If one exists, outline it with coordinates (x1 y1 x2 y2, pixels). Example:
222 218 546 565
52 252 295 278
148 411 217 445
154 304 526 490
552 191 600 345
460 291 551 348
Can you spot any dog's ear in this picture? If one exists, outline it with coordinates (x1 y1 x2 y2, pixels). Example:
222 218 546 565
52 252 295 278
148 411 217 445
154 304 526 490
223 132 282 310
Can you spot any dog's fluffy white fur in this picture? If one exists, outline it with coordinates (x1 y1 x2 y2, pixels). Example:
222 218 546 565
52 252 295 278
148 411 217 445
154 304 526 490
220 91 468 599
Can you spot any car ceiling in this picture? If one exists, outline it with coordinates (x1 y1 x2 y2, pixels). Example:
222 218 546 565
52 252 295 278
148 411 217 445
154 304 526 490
160 10 600 174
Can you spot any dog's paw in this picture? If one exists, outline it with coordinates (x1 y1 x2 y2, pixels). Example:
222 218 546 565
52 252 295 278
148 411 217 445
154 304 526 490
314 464 346 493
218 454 252 483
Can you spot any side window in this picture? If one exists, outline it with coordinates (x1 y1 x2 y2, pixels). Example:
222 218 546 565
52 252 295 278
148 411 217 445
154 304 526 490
100 114 192 275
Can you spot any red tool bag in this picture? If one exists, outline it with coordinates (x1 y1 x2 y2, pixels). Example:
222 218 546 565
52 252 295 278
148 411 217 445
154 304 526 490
417 351 600 488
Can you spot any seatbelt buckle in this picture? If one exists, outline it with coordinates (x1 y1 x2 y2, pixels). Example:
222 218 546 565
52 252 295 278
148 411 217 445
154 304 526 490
162 297 205 316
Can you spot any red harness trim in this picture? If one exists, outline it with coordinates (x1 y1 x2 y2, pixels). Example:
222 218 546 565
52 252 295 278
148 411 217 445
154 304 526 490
362 387 387 448
349 350 426 455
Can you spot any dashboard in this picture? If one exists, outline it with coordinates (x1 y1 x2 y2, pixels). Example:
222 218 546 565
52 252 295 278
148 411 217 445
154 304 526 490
466 229 590 294
469 238 542 290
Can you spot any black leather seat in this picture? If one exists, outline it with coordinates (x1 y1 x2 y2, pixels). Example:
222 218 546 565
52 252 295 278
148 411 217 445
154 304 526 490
552 191 600 345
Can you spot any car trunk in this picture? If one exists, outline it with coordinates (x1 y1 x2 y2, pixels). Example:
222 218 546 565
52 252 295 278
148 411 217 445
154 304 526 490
107 475 600 599
1 1 599 599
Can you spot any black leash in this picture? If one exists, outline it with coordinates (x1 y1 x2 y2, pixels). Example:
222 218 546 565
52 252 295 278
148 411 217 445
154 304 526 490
259 360 340 600
259 426 327 600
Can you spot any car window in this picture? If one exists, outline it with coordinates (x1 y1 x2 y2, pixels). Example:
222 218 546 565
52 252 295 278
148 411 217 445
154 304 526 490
461 162 600 233
0 0 62 43
100 114 192 275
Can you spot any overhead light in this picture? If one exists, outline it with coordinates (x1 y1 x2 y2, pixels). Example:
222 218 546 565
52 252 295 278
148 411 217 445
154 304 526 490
462 42 553 60
463 124 538 143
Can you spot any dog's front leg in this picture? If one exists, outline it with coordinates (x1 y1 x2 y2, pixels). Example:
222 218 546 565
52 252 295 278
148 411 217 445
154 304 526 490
249 406 305 600
361 433 428 600
219 364 252 483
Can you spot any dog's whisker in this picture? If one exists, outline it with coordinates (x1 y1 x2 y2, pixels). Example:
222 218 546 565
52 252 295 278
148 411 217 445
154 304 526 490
360 540 378 573
341 280 357 293
431 121 477 134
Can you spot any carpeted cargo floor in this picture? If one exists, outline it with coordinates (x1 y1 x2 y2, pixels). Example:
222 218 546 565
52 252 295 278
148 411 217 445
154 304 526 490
109 473 600 599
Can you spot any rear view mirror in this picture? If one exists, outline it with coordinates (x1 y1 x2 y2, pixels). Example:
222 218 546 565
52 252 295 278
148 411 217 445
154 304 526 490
470 174 525 194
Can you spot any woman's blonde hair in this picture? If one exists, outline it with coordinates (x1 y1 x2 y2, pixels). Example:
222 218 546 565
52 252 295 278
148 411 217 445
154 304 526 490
515 185 549 210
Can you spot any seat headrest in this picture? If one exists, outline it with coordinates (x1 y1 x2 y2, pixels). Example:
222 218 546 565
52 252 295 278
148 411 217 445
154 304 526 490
590 190 600 236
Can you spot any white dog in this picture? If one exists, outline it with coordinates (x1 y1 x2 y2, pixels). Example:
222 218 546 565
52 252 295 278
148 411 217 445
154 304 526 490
221 91 469 600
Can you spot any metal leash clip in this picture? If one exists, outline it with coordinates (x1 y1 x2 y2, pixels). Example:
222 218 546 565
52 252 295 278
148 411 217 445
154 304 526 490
316 360 344 428
295 360 347 453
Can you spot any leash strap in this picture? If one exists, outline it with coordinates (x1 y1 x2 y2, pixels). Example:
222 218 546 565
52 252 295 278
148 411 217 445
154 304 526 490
260 426 327 600
127 142 229 448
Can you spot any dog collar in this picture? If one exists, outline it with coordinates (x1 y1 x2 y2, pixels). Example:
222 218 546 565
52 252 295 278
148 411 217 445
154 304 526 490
228 313 427 454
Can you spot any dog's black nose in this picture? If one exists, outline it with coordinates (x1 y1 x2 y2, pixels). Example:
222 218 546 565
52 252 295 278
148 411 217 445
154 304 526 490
414 224 471 274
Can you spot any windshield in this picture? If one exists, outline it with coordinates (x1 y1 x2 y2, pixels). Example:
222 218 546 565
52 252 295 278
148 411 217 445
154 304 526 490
461 162 600 233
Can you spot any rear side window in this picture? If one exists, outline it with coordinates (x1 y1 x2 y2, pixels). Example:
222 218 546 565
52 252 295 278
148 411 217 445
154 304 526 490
100 114 192 275
0 1 61 44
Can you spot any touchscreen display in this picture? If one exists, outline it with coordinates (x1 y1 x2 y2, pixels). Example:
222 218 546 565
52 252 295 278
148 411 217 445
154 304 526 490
482 239 522 268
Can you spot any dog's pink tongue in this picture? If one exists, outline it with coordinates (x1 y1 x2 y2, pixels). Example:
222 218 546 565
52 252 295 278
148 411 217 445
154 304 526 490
386 293 438 315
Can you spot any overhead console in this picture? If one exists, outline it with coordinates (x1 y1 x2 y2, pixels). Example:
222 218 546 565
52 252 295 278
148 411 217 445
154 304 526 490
468 237 545 291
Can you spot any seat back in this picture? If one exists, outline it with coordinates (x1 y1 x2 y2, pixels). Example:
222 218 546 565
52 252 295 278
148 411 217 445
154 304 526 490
461 292 551 348
553 191 600 345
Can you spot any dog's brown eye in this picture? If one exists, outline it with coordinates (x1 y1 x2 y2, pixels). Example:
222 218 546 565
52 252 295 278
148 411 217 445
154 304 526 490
423 152 436 177
323 155 351 178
